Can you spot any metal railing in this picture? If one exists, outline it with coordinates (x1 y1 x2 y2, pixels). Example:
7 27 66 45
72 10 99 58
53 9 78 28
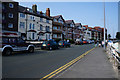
106 43 120 70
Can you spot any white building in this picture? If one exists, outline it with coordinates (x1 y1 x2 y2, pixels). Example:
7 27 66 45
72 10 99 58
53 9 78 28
83 25 92 40
18 5 52 41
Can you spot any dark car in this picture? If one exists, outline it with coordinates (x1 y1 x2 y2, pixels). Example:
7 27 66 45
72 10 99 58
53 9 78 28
83 40 88 44
41 40 59 50
1 37 35 56
58 41 71 47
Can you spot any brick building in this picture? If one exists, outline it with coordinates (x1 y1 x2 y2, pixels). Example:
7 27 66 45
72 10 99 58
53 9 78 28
2 2 18 32
65 20 75 40
52 15 65 40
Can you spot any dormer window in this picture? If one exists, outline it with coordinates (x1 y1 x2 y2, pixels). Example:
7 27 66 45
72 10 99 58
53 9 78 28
58 20 63 24
70 24 73 27
46 19 49 23
54 18 57 22
27 8 33 13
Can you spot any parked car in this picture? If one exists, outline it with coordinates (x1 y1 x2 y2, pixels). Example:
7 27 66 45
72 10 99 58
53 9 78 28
75 39 83 45
41 40 59 50
91 40 94 43
58 41 71 47
83 40 88 44
1 37 35 56
87 40 92 44
26 40 44 47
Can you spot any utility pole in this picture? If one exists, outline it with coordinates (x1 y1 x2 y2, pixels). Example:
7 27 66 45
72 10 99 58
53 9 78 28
104 0 106 49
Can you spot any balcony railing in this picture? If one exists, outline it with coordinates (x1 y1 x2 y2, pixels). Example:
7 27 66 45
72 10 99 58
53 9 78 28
53 22 63 26
52 29 62 34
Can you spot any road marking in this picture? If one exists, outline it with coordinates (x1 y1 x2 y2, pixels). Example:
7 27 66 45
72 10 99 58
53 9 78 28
40 47 96 80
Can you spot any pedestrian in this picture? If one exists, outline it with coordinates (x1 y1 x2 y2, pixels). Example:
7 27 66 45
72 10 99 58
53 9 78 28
102 41 104 47
67 39 69 43
94 40 97 47
99 40 102 47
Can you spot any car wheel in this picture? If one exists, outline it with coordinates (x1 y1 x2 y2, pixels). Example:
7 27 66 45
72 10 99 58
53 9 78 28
3 49 12 56
28 47 34 53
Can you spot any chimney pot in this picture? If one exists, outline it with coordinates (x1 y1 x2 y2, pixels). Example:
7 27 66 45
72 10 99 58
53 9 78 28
32 4 37 13
46 8 50 17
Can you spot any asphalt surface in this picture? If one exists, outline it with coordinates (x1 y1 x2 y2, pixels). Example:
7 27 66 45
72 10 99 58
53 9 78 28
2 44 94 78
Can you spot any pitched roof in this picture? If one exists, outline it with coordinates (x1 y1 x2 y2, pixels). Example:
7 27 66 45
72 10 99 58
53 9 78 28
83 25 88 28
75 23 81 26
18 5 26 12
65 20 74 24
52 15 61 19
18 5 52 20
52 15 65 22
88 27 92 30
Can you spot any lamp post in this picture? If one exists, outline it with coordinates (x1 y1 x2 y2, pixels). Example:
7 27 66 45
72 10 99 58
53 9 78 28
104 0 106 49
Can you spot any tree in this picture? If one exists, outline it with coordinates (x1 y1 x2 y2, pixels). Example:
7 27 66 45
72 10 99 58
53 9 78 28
108 34 111 40
116 32 120 40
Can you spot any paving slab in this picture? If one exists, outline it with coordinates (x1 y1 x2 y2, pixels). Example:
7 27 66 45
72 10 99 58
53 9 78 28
57 47 118 79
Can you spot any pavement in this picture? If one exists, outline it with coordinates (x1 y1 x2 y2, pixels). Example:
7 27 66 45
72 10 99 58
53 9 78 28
56 47 118 79
0 54 2 80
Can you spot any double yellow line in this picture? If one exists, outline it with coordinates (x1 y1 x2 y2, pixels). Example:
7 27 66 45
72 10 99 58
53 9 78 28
40 47 96 80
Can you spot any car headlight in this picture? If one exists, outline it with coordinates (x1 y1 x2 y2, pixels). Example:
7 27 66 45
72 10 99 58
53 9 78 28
59 43 62 45
42 44 46 46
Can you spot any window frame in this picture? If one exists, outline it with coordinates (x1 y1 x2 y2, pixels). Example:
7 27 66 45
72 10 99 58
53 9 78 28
20 13 25 18
20 22 25 28
8 23 13 28
8 13 13 18
9 3 14 8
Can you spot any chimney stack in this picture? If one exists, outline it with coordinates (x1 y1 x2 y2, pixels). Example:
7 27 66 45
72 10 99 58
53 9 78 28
32 4 37 13
46 8 50 17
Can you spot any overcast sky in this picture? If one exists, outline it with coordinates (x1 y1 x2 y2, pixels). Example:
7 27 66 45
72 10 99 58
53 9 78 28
18 2 118 38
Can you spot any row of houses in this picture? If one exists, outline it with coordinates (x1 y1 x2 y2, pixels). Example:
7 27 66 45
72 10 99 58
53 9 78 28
2 1 107 41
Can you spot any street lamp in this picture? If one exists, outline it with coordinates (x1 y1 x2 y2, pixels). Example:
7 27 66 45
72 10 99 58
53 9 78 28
104 0 106 49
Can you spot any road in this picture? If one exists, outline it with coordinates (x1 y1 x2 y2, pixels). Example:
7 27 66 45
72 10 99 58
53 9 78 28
2 44 94 79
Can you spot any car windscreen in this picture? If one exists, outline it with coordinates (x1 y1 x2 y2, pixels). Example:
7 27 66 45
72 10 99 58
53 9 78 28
17 38 25 43
59 41 63 43
53 41 57 44
9 38 17 44
43 41 47 44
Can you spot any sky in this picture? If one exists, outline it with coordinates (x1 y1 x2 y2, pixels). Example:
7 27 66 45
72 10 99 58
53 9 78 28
18 2 118 38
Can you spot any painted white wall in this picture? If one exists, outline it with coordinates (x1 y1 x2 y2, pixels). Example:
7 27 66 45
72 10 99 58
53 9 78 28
18 13 52 40
18 13 26 33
